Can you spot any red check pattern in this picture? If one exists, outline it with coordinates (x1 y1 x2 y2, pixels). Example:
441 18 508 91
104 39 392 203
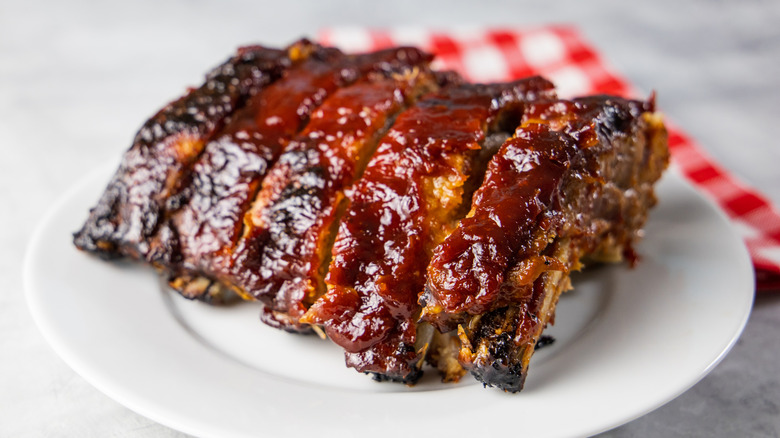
320 26 780 291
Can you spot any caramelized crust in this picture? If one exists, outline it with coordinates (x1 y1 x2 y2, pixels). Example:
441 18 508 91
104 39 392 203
73 43 299 260
431 96 669 391
228 68 437 331
302 78 556 382
146 47 433 304
146 43 342 294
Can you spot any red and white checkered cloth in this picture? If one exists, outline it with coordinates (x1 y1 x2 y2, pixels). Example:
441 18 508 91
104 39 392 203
321 26 780 291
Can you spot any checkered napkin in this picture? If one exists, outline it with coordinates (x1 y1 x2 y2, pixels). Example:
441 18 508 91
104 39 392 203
320 26 780 291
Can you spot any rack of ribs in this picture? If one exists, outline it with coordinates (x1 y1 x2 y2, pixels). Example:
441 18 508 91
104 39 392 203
74 40 669 391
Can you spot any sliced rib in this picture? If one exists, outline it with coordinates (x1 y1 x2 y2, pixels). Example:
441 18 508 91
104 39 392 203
302 78 557 382
423 95 669 391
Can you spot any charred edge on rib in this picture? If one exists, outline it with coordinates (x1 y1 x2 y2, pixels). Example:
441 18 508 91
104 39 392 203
73 44 295 259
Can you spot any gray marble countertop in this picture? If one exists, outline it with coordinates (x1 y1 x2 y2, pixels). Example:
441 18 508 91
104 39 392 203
2 1 778 437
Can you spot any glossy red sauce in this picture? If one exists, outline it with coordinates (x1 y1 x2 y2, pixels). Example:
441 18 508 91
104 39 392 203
230 76 424 324
149 47 432 291
423 96 654 328
425 124 575 320
304 78 556 378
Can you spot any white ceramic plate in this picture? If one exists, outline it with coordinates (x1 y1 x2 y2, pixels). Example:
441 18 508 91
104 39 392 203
25 163 753 438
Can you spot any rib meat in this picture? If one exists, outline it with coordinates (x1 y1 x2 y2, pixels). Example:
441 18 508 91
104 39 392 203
302 78 557 382
422 95 669 391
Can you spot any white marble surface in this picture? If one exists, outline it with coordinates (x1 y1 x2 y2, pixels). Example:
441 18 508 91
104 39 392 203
2 1 779 437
